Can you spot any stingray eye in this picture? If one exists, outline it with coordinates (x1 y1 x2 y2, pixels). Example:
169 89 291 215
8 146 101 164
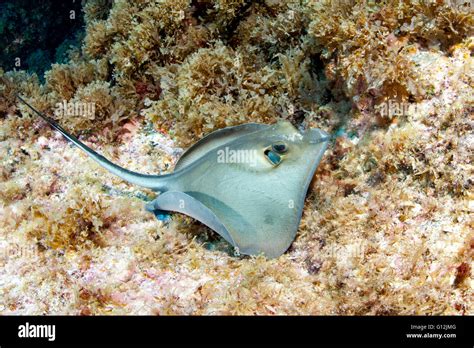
264 148 282 166
272 142 288 154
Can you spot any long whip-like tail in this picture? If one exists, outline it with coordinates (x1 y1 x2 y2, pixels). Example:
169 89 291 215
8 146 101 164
16 95 172 192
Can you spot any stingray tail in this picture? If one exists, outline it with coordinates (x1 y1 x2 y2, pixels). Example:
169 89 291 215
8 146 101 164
16 95 171 192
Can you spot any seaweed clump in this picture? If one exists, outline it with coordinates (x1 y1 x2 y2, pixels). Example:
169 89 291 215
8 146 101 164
2 0 334 146
307 0 473 116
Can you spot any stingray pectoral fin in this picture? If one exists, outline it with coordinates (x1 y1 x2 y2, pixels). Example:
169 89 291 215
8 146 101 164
148 191 236 248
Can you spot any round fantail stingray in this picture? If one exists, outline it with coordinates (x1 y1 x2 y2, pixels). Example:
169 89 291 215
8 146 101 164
17 95 329 258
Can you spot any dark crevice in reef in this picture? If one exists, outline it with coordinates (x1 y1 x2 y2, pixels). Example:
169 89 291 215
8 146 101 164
190 0 215 24
309 53 335 106
220 0 259 44
0 0 85 80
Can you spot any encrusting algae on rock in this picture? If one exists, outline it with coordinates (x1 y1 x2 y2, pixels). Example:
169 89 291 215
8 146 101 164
0 0 473 314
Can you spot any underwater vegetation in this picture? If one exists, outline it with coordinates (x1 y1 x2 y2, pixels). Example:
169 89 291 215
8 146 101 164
0 0 473 314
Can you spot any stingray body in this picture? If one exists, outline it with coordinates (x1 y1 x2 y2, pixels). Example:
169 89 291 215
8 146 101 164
17 95 329 258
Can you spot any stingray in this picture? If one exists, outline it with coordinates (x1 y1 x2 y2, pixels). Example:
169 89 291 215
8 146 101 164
16 95 329 258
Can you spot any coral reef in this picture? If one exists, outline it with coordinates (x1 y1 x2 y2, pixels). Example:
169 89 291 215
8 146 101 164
0 0 473 314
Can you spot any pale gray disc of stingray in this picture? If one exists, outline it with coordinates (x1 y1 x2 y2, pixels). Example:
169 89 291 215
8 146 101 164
17 95 329 258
